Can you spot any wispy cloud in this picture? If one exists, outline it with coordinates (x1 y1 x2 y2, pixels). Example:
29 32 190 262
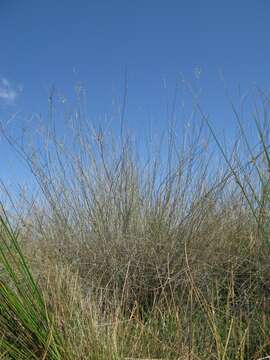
0 77 22 104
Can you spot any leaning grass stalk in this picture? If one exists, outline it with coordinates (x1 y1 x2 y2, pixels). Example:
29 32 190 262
0 205 68 359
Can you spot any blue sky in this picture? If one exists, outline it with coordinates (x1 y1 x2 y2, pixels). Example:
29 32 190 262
1 0 270 189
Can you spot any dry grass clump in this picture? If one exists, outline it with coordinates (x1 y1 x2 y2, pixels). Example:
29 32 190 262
1 87 270 358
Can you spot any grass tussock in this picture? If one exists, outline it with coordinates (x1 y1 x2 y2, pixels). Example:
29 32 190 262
1 87 270 359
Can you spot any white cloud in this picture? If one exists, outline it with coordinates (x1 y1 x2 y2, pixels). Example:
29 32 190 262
0 77 21 104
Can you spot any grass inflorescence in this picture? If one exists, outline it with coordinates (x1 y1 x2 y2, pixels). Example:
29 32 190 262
1 87 270 359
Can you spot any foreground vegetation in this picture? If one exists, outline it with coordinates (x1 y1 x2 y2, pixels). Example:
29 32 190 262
1 87 270 359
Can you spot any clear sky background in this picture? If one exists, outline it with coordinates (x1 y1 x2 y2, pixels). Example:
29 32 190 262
1 0 270 190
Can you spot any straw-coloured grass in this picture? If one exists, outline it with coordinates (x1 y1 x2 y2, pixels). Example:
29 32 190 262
1 87 270 359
